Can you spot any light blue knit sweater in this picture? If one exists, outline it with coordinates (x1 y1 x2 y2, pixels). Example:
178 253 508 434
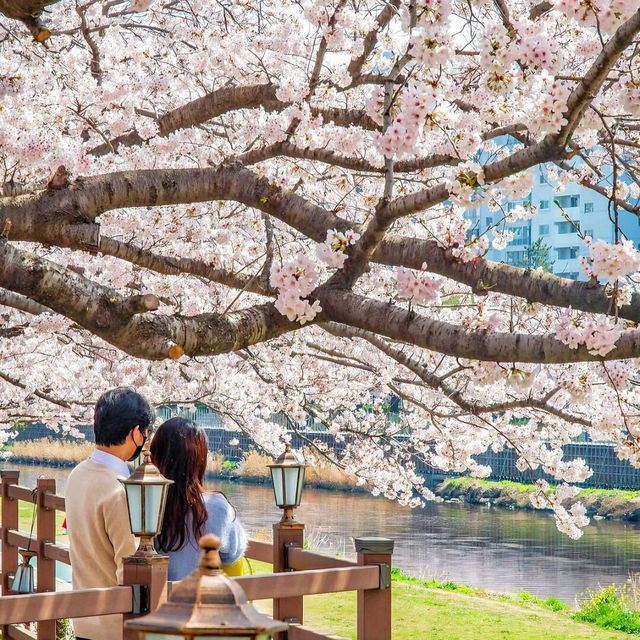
160 492 247 581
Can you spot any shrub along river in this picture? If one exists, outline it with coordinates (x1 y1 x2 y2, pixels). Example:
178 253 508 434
6 464 640 604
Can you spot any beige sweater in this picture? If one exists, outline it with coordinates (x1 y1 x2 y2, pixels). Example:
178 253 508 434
66 460 137 640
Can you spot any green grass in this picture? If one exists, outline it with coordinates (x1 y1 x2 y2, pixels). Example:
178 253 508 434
572 585 640 635
0 498 68 541
442 477 640 502
246 560 629 640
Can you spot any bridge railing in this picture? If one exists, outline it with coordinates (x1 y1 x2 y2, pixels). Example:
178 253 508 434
0 470 392 640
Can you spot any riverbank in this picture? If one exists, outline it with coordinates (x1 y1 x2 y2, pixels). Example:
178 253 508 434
438 477 640 520
5 440 370 494
11 440 640 521
248 559 634 640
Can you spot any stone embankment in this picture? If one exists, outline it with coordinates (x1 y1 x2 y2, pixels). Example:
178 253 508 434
437 478 640 520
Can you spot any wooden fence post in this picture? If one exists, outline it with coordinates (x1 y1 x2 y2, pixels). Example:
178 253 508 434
37 478 57 640
1 469 19 639
273 518 304 638
354 537 394 640
122 554 169 640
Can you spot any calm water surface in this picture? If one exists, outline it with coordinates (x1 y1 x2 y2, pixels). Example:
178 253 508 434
7 464 640 603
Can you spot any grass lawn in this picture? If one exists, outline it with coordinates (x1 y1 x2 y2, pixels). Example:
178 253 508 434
247 560 630 640
0 497 68 542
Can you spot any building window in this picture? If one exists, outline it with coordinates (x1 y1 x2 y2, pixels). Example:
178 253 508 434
584 202 594 213
555 195 580 208
540 200 549 210
539 224 549 235
539 173 546 184
507 200 525 211
556 247 579 260
506 250 527 266
555 221 578 234
510 226 531 246
485 217 493 227
584 229 593 238
557 272 579 280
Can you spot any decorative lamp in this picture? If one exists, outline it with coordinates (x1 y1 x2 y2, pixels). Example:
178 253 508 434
12 549 36 593
267 443 306 523
120 441 174 555
124 533 288 640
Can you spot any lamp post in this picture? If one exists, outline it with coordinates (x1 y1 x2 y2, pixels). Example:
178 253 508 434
120 442 174 556
124 533 287 640
121 439 174 640
268 443 307 633
267 443 306 524
11 549 36 593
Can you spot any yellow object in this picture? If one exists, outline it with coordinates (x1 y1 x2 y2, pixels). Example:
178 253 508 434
222 556 250 577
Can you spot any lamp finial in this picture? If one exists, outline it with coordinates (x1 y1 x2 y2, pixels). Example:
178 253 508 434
198 533 223 575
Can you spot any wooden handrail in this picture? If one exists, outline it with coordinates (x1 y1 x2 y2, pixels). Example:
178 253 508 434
289 625 348 640
245 539 272 563
42 493 65 511
6 485 64 511
233 565 379 600
6 530 71 565
43 541 70 564
6 529 31 550
6 624 36 640
6 485 36 503
0 587 133 625
287 547 356 570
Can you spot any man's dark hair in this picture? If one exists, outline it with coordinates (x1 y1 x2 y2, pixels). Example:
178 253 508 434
94 387 154 446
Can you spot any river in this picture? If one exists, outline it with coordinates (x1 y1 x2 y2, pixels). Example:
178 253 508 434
6 464 640 603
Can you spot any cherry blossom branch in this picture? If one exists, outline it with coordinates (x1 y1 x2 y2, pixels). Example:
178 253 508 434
6 163 640 324
0 239 298 360
322 322 591 425
317 289 640 364
0 288 50 314
346 0 401 80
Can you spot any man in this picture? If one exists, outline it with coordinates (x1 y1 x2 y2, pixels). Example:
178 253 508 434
66 387 153 640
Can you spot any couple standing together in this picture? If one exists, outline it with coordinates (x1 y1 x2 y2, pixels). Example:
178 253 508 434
65 387 247 640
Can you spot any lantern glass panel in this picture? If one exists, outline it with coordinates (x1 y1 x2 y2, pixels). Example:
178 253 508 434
12 563 34 593
296 467 305 505
125 483 142 533
143 483 165 535
270 466 284 507
283 466 301 507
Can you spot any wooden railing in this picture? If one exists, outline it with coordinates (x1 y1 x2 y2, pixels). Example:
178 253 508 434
0 470 393 640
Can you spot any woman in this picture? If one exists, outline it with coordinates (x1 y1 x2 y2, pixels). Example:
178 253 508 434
151 417 247 581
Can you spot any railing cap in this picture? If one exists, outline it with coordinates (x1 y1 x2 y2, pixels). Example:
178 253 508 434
354 537 394 554
0 470 19 480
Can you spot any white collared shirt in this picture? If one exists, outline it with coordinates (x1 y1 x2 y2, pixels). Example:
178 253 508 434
89 448 131 479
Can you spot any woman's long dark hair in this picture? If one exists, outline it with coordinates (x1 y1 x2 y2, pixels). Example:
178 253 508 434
151 417 208 552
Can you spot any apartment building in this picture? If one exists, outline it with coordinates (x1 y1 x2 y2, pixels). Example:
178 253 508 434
466 167 640 280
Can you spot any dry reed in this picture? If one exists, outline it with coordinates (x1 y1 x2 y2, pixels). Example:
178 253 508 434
10 438 93 464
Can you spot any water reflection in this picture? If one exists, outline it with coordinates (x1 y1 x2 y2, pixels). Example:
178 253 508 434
7 464 640 602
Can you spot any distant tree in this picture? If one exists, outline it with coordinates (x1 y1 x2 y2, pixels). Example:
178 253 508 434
526 239 555 273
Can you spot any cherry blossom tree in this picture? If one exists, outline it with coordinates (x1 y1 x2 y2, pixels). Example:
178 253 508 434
2 0 640 537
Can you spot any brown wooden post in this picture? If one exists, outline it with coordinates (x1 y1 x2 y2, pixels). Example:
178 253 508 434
1 470 19 639
37 478 57 640
273 518 304 637
122 554 169 640
354 537 394 640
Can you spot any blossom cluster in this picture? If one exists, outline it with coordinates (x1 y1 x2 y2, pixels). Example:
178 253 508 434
579 237 640 283
270 255 321 324
316 228 360 268
553 0 636 33
373 85 435 157
396 263 443 305
529 78 571 135
553 311 621 357
530 480 589 540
